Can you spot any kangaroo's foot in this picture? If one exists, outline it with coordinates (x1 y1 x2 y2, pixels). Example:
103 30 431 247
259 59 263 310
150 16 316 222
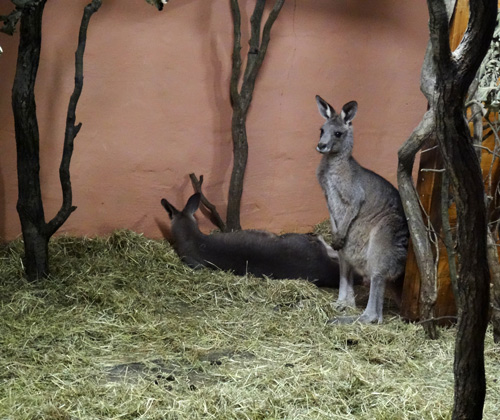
333 297 356 312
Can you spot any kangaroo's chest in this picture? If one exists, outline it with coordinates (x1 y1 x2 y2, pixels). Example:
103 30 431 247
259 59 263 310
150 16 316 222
317 160 358 218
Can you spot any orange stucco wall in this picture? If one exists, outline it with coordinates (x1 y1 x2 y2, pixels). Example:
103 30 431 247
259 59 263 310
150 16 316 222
0 0 428 241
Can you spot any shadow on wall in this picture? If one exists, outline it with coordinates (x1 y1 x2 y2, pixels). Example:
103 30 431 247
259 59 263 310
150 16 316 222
0 20 18 243
38 52 67 194
205 1 233 210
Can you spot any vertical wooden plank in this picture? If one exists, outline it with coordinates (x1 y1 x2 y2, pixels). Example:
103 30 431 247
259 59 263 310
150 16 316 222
401 0 470 322
401 0 500 322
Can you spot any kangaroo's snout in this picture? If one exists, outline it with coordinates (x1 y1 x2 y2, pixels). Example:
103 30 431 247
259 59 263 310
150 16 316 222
316 142 329 154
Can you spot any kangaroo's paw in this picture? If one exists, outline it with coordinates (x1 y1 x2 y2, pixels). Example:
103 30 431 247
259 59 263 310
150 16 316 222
357 309 383 324
332 299 356 312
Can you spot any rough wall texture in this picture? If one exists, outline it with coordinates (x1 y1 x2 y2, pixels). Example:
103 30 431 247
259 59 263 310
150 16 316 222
0 0 428 240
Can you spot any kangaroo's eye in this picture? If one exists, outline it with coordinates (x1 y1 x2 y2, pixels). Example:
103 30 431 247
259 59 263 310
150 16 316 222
334 131 342 138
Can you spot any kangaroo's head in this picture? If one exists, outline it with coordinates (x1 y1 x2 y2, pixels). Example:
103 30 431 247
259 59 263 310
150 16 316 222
315 95 358 156
160 193 202 240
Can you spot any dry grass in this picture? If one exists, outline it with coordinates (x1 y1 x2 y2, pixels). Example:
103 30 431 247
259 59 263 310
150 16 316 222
0 230 499 419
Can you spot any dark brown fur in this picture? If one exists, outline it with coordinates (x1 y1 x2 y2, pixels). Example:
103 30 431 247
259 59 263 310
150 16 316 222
161 193 340 287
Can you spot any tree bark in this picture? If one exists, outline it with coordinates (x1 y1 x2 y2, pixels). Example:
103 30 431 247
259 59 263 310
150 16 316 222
400 0 496 416
226 0 285 231
426 1 496 418
227 110 249 230
12 0 48 280
398 110 439 339
11 0 102 281
435 92 490 420
47 0 103 237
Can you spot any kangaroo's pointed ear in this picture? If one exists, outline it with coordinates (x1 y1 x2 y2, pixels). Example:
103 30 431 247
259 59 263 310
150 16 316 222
184 193 201 215
316 95 335 120
341 101 358 123
161 198 179 220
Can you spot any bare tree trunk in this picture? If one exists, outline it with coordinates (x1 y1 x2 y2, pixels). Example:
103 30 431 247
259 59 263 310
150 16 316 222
227 0 285 231
401 0 495 416
398 111 439 339
12 0 49 280
440 172 458 299
429 1 496 418
11 0 102 281
437 93 490 420
227 108 249 230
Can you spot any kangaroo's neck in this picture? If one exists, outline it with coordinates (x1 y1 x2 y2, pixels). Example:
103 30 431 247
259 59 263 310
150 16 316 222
319 152 355 175
171 220 205 250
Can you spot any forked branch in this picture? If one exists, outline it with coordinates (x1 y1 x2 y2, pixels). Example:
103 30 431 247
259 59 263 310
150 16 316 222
226 0 285 231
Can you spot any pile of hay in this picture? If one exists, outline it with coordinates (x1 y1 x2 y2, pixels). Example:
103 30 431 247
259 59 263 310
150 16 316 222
0 230 499 419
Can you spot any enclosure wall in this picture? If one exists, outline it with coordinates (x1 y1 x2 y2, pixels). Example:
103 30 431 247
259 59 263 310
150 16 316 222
0 0 428 240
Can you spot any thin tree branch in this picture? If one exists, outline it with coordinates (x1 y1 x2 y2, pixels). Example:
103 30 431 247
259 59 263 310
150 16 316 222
398 109 439 339
417 315 458 325
229 0 242 108
242 0 266 90
241 0 285 113
144 0 168 11
46 0 102 237
420 168 446 173
454 0 498 87
249 0 265 53
427 0 453 72
226 0 285 231
1 0 47 35
421 145 439 154
0 9 22 35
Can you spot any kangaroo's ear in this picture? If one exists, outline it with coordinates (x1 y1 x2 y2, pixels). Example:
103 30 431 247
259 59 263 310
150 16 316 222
316 95 335 120
341 101 358 123
161 198 179 220
184 193 201 215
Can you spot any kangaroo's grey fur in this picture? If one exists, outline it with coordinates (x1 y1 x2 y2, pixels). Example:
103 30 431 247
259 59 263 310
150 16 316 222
315 95 409 323
161 193 342 287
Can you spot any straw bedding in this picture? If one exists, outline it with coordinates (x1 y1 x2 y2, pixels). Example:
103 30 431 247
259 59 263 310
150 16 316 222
0 230 499 419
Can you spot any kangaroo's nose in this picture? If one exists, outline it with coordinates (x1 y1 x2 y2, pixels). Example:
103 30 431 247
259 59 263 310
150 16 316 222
317 143 328 153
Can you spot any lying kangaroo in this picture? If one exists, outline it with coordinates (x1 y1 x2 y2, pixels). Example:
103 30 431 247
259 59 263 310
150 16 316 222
161 193 340 287
315 95 409 323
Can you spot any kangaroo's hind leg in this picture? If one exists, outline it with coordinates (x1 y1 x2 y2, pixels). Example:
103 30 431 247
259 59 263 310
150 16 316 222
356 225 401 323
328 253 357 324
357 273 386 323
336 253 356 309
329 270 385 325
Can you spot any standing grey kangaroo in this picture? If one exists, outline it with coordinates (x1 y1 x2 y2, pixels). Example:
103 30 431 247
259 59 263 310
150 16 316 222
315 95 408 323
161 192 342 287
